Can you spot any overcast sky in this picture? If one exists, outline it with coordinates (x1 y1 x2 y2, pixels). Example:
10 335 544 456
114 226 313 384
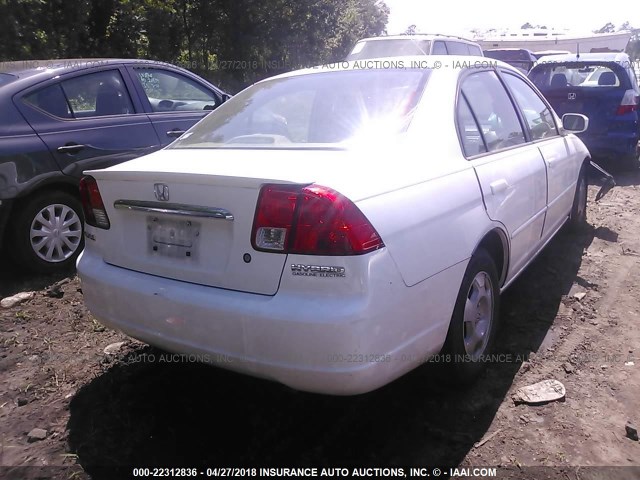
384 0 640 36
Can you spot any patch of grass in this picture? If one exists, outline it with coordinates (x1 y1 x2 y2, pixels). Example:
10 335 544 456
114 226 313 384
90 317 106 333
3 333 22 347
15 310 31 320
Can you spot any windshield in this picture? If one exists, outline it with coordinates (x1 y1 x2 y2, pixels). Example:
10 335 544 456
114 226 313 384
171 69 429 149
346 39 432 61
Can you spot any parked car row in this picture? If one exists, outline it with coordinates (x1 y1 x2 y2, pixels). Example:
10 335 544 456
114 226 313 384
1 40 631 395
0 59 229 272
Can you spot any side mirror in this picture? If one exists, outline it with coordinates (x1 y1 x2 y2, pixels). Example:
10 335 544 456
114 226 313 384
562 113 589 134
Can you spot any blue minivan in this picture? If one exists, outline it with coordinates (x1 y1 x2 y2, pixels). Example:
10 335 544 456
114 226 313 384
528 52 640 170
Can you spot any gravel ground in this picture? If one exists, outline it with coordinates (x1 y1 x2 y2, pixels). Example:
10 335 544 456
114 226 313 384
1 172 639 480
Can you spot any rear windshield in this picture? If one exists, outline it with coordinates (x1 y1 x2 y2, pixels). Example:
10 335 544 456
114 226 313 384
0 73 17 86
346 39 432 61
171 69 429 149
529 63 627 89
483 50 534 72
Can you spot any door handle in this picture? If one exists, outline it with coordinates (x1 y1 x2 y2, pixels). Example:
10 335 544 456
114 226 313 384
57 144 85 154
490 179 510 195
166 129 186 138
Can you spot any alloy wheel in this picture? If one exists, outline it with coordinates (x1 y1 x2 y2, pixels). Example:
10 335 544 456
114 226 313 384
462 271 494 360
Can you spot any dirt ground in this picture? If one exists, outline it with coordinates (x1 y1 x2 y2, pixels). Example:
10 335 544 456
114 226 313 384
1 170 639 480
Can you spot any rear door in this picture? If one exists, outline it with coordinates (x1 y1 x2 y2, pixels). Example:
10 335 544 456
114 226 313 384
457 70 548 279
16 66 160 178
126 65 225 146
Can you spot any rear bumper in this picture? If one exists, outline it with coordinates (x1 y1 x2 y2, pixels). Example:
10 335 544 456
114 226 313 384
77 249 463 395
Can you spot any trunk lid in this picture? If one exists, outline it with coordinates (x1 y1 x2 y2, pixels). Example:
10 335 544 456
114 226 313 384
88 145 446 295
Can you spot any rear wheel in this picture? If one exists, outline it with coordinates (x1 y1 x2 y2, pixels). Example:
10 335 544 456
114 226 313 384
10 191 84 273
443 248 500 384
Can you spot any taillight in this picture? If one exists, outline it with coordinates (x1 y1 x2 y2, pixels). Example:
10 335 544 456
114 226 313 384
252 183 384 255
616 90 639 115
79 175 110 229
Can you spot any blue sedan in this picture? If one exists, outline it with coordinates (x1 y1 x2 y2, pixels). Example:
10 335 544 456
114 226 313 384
0 59 229 272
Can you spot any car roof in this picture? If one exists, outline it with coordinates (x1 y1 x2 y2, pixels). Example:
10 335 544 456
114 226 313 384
0 58 164 78
0 58 191 94
355 34 477 44
0 58 229 97
484 48 534 53
535 52 630 64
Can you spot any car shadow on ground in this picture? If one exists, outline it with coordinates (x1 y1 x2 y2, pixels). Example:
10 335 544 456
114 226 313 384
0 255 74 298
589 162 640 188
66 226 595 478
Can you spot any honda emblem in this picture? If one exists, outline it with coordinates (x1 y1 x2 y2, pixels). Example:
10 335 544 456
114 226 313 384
154 183 169 201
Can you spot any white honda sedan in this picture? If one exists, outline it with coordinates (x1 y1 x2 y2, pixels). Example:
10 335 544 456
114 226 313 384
77 56 590 395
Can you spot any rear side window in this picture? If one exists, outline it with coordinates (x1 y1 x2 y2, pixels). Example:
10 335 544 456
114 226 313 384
502 73 558 140
458 71 526 153
24 84 72 119
468 45 483 56
457 95 487 156
446 41 470 55
529 63 625 89
432 41 447 55
61 70 134 117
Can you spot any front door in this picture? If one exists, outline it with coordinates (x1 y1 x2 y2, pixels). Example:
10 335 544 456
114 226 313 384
127 66 224 147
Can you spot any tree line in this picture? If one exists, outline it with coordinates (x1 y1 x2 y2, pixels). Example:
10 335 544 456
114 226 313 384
0 0 389 92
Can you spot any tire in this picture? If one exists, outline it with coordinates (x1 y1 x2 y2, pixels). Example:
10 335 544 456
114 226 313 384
568 164 588 231
10 190 84 273
443 248 500 384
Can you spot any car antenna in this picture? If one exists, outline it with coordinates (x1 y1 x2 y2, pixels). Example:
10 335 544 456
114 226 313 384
576 42 580 59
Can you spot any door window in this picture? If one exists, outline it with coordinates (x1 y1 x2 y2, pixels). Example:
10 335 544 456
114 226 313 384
445 41 470 55
468 45 483 56
24 84 72 119
459 71 526 152
502 73 559 140
432 41 447 55
61 70 134 117
24 70 133 118
135 69 219 112
457 96 487 156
